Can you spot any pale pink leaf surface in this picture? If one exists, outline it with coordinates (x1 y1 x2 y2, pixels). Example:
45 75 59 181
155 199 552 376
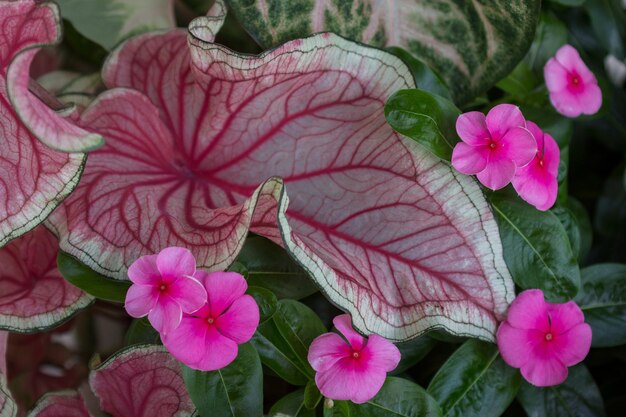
5 2 103 152
26 391 90 417
0 0 87 246
0 331 6 375
49 15 514 340
89 345 195 417
0 225 93 332
0 331 15 417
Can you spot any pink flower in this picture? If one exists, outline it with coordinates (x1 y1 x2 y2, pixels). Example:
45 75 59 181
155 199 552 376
308 314 400 404
497 289 592 387
545 44 602 117
161 271 259 371
124 247 207 334
512 122 560 211
451 104 537 190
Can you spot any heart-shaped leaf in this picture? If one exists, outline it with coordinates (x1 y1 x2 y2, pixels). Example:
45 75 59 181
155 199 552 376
182 342 262 417
427 340 520 417
49 5 514 342
575 263 626 347
0 226 93 332
27 391 90 417
490 194 580 301
517 364 606 417
89 345 195 417
225 0 540 103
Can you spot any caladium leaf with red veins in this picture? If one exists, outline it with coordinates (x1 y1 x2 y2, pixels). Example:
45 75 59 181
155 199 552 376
0 226 93 332
48 4 513 341
27 391 90 417
0 0 97 246
0 331 15 417
89 345 195 417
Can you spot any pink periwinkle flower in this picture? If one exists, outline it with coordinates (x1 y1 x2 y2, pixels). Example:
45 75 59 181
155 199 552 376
497 289 592 387
512 122 561 211
124 247 207 335
161 271 259 371
451 104 537 190
307 314 401 404
545 44 602 117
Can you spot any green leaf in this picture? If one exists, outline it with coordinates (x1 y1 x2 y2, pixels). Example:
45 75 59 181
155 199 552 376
304 380 322 409
575 263 626 347
427 340 520 417
246 286 278 323
524 12 569 73
385 47 452 100
393 336 438 374
124 318 160 346
517 364 606 417
585 0 626 59
269 389 315 417
330 377 442 417
237 236 318 300
251 300 326 385
385 89 460 161
182 343 263 417
225 0 540 103
549 0 586 6
56 0 175 50
496 62 539 99
490 194 580 301
57 251 130 303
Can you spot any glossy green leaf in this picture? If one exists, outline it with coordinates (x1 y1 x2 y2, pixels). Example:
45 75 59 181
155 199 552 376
393 336 438 374
575 263 626 347
385 89 460 161
331 377 442 417
490 194 580 301
57 251 130 303
182 343 263 417
124 318 160 346
304 380 322 409
585 0 626 59
427 340 520 417
269 389 315 417
517 364 606 417
524 12 569 73
496 62 539 99
386 47 452 100
225 0 540 103
237 236 318 300
549 0 585 6
56 0 175 50
247 286 278 323
251 300 326 385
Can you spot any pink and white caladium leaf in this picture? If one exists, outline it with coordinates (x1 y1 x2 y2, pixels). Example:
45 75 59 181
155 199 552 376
26 391 90 417
0 0 101 247
0 331 16 417
48 5 513 341
89 345 195 417
0 226 93 332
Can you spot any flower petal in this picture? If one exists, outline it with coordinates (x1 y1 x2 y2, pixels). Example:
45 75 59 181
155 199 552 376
455 112 490 145
148 295 183 334
215 295 260 343
512 162 558 211
555 44 595 83
308 333 352 372
156 247 196 280
485 104 526 140
169 276 207 314
505 289 550 332
552 323 592 366
124 284 159 318
544 58 570 92
162 316 209 366
496 322 532 368
577 83 602 116
520 355 568 387
548 300 586 334
194 326 239 371
475 153 516 190
541 132 561 176
127 255 160 285
198 271 248 317
549 89 583 118
499 127 537 167
315 357 387 403
333 314 366 350
451 142 489 175
362 335 401 372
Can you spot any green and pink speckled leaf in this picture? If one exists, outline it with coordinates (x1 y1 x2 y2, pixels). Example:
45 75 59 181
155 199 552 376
0 226 93 332
225 0 540 103
48 4 513 341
